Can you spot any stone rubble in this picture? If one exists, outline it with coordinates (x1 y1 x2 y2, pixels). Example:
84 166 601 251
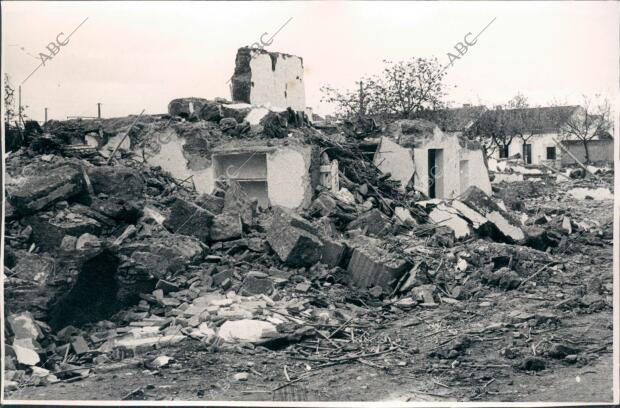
3 93 613 397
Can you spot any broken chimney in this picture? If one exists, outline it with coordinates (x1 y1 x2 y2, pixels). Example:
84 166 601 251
231 47 306 111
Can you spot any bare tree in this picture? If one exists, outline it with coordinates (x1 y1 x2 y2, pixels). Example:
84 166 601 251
4 74 17 125
320 80 373 119
558 95 612 164
466 94 532 161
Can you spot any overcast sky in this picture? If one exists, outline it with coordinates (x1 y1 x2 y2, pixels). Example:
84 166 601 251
2 1 618 121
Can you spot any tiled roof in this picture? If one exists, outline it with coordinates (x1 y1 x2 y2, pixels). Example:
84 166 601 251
411 106 487 132
479 106 580 133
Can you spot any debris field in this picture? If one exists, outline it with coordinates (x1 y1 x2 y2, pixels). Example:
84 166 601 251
3 49 614 402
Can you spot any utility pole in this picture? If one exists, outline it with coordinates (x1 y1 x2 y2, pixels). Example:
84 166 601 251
358 81 364 118
44 107 48 123
97 102 102 119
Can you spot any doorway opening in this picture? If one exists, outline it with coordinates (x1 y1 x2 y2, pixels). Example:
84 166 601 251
428 149 444 198
523 144 532 164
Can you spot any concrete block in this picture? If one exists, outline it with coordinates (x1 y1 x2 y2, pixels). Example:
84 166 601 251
223 180 257 227
25 211 101 251
8 165 84 215
168 97 210 117
210 213 243 242
460 186 524 243
320 238 347 268
76 233 100 250
428 204 471 239
212 270 233 287
195 194 225 214
7 344 40 366
71 335 90 355
155 279 180 294
346 208 391 236
267 207 323 267
346 236 410 291
198 100 223 122
164 198 214 242
217 319 278 343
310 193 338 216
10 253 55 286
86 166 145 202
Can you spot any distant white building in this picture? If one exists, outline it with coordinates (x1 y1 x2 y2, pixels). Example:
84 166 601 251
483 106 613 166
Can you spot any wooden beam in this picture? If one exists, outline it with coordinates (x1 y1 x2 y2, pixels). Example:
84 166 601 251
552 137 596 178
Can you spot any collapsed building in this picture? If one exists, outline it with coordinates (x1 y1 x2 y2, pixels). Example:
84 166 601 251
3 47 613 396
373 119 492 199
230 47 306 112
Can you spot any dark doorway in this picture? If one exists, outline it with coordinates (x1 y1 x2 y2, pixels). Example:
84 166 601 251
523 144 532 164
428 149 443 198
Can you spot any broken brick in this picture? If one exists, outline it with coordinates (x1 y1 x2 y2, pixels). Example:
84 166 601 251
212 270 233 287
240 275 274 296
155 279 180 294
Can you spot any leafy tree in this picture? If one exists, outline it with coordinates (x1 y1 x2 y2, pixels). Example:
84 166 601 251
321 58 447 120
505 92 529 109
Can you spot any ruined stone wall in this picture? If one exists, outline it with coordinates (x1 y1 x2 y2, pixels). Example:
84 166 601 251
138 128 314 209
412 127 461 199
459 147 493 196
374 137 415 189
231 47 305 111
266 145 314 209
143 130 216 194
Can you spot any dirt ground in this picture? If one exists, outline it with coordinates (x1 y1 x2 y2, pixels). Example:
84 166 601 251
5 181 615 403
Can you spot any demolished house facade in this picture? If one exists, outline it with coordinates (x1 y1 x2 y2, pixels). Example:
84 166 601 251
373 119 492 199
2 48 614 401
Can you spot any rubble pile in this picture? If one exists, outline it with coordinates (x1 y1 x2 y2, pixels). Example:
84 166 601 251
3 104 614 400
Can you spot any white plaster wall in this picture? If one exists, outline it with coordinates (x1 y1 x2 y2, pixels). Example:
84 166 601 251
530 133 561 164
459 148 492 195
374 137 415 189
143 131 215 194
266 146 312 209
249 51 305 111
490 132 561 165
412 128 461 199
